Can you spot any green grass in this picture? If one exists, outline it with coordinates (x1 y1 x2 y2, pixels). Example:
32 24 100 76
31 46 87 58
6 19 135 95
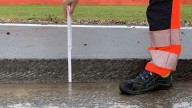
74 6 147 21
0 5 63 20
181 5 192 22
0 5 191 22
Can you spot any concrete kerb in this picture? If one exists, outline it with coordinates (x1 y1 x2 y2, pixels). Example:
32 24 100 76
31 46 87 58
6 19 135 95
0 24 191 83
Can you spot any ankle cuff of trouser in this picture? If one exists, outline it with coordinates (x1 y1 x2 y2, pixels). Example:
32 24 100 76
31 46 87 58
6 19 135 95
145 62 172 76
146 45 182 76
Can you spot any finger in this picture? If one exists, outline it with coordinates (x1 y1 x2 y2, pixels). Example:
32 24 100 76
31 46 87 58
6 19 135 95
69 2 77 16
63 1 69 18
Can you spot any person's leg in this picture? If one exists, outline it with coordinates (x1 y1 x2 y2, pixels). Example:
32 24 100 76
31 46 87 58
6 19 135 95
145 0 181 76
119 0 181 95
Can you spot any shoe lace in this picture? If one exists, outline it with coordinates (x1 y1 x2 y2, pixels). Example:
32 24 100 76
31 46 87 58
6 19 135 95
136 70 153 82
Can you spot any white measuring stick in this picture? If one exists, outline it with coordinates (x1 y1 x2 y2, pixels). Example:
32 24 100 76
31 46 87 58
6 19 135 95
67 6 72 83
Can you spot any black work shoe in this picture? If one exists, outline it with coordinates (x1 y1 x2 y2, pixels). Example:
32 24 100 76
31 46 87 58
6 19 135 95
119 70 173 95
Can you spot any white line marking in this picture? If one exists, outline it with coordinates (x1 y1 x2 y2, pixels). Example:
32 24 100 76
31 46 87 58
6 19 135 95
0 23 191 29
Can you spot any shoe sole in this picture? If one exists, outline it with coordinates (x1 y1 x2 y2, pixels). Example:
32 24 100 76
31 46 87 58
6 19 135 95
119 83 173 95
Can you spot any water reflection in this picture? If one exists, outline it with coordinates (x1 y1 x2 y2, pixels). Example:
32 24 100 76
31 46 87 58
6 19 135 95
68 82 73 100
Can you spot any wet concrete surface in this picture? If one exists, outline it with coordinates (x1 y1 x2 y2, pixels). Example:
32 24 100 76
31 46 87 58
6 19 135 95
0 59 192 83
0 81 191 108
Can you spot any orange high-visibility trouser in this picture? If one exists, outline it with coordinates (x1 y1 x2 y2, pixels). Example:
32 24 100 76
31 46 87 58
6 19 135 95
145 0 181 76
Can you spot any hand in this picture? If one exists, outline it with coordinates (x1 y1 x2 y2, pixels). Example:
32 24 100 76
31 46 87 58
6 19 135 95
63 0 79 17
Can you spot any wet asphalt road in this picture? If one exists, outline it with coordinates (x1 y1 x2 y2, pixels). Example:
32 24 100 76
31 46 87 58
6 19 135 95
0 82 191 108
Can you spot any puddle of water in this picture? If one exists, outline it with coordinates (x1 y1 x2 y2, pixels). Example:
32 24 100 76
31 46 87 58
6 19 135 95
8 103 32 108
109 104 140 108
8 103 61 108
0 82 191 108
173 102 192 108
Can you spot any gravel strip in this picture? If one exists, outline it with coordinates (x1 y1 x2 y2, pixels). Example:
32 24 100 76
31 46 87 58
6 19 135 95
0 19 191 26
